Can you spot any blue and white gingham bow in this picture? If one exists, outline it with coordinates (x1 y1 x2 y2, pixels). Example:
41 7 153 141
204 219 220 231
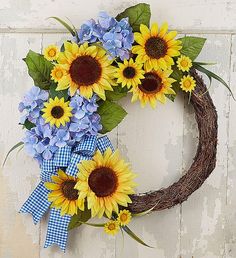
20 135 114 251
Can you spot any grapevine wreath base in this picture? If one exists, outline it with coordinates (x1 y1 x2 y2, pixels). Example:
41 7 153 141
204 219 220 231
129 70 218 213
7 2 231 252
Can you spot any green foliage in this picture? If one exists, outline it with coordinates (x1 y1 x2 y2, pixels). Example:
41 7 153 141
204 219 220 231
68 207 91 230
97 101 127 134
194 63 235 100
23 50 54 90
116 3 151 32
49 17 76 37
49 83 69 101
122 225 153 248
23 119 36 130
179 36 206 61
2 142 24 167
105 85 128 101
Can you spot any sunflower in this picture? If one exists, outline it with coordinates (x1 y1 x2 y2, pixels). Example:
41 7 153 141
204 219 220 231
180 75 196 92
117 209 132 226
177 55 192 72
43 44 59 61
45 169 84 216
114 58 145 89
51 65 67 83
104 220 120 236
55 41 116 99
130 69 176 108
132 23 182 71
42 97 73 128
75 148 137 218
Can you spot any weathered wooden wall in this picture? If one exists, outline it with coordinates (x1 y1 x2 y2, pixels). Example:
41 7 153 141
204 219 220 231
0 1 236 257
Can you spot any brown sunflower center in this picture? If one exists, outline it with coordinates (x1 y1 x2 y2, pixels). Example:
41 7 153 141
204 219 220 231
88 167 118 197
138 72 163 94
51 106 64 119
69 55 102 86
123 66 136 79
145 37 167 59
61 180 78 200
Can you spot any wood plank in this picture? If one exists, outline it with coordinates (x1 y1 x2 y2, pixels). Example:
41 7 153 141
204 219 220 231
0 0 236 32
225 35 236 258
180 34 231 258
0 33 42 258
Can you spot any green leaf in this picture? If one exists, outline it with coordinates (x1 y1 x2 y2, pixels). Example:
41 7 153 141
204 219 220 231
49 17 76 37
24 50 54 90
2 142 24 167
23 119 35 130
122 226 153 248
194 63 235 100
194 61 216 66
179 36 206 61
116 3 151 32
68 207 91 230
105 85 128 101
132 204 158 217
76 221 105 227
49 83 69 101
98 101 127 134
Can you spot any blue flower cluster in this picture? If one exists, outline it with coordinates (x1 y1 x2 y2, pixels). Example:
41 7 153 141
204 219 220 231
18 86 49 124
20 87 102 164
78 11 134 60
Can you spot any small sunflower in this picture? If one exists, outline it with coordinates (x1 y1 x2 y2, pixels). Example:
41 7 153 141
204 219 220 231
43 44 59 61
180 75 196 92
75 148 137 218
45 169 84 216
114 58 145 89
55 41 116 99
51 65 67 83
104 220 120 236
132 23 182 71
130 69 176 108
117 209 132 226
177 55 192 72
42 97 73 128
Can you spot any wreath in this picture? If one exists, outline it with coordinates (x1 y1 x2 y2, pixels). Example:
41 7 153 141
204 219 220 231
5 3 233 251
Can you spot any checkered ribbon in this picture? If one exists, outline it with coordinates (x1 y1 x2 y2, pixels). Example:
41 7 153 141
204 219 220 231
20 135 114 251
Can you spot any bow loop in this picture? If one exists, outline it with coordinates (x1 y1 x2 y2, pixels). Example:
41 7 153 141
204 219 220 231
73 135 97 156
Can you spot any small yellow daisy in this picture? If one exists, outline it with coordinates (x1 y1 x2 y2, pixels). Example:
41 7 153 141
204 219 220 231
177 55 192 72
104 220 120 236
117 209 132 226
180 75 196 92
43 44 59 61
51 65 67 83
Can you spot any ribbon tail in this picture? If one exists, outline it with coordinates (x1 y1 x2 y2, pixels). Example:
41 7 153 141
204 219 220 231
97 135 114 154
44 208 71 252
20 181 50 224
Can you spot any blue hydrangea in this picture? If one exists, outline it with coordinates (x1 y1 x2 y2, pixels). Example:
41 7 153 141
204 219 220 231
19 86 49 124
77 12 134 60
22 92 102 164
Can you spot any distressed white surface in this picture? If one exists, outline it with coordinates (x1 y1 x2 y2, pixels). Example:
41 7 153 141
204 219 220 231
0 1 235 258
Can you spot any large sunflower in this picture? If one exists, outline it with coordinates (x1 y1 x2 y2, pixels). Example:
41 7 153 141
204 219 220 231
45 169 84 216
114 58 145 89
55 41 116 99
130 69 176 108
75 148 137 218
42 97 72 128
132 23 182 71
